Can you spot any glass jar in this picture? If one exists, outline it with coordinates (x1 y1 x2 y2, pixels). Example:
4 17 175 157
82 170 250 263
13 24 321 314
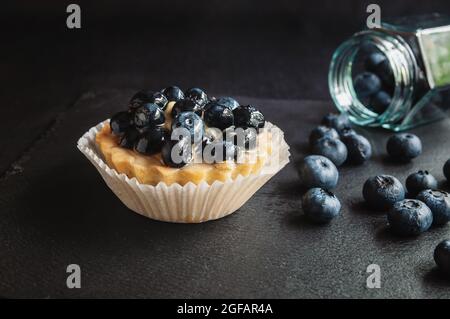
329 13 450 131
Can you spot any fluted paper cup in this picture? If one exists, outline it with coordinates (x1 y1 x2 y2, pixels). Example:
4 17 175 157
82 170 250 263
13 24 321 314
77 120 290 223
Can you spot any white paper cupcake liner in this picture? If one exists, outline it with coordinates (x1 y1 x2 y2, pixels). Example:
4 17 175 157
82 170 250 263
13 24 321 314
77 120 290 223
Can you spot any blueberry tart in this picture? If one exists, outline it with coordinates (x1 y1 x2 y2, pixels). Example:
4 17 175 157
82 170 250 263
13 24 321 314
78 87 290 223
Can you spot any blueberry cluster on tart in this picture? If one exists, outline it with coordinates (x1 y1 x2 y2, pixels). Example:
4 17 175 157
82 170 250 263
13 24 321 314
96 86 274 186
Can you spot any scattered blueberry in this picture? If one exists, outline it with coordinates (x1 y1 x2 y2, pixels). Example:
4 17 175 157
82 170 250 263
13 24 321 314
370 91 391 114
203 102 234 130
308 125 340 147
233 105 265 130
298 155 339 190
386 133 422 162
184 88 208 107
417 189 450 226
135 126 168 155
171 99 203 117
215 97 239 110
341 133 372 164
444 159 450 181
161 86 184 102
134 103 165 131
321 113 351 132
311 136 348 167
110 111 133 136
338 126 357 139
161 138 193 168
405 170 438 196
302 188 341 223
363 175 405 210
434 240 450 276
118 127 140 149
353 72 382 98
387 199 433 236
171 111 204 143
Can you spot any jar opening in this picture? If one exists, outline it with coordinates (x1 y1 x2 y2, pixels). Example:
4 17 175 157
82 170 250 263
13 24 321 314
329 31 417 127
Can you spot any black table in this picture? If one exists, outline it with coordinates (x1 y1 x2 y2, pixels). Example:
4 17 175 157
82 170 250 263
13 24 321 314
1 89 449 298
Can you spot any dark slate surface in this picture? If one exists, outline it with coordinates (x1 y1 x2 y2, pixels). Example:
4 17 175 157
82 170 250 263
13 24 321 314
1 89 450 298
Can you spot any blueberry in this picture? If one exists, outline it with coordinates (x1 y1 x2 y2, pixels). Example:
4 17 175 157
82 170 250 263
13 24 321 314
370 91 391 114
302 188 341 223
203 100 215 111
161 86 184 102
405 170 438 196
128 91 150 110
128 90 168 110
365 52 386 72
360 41 377 55
298 155 339 190
363 175 405 210
171 99 203 118
341 133 372 164
130 90 149 101
232 105 265 130
118 127 141 149
215 97 239 110
353 72 382 98
417 189 450 226
311 137 348 167
161 138 193 168
386 133 422 162
110 111 133 136
308 126 339 147
204 102 234 130
387 199 433 236
339 127 357 139
148 92 169 110
224 126 258 150
434 240 450 276
135 126 168 155
184 88 208 107
134 103 165 131
203 140 241 163
171 111 204 144
444 159 450 181
364 53 394 89
321 113 351 132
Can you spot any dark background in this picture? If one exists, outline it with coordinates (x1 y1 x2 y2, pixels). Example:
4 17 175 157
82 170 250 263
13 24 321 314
1 1 450 298
1 0 450 176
